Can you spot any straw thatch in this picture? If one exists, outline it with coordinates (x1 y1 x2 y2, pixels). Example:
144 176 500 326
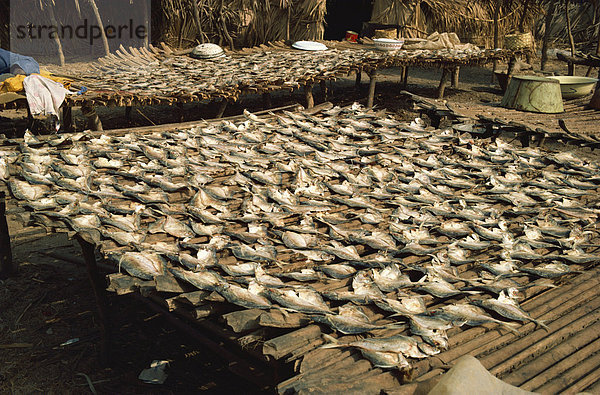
535 0 599 51
155 0 326 49
370 0 542 47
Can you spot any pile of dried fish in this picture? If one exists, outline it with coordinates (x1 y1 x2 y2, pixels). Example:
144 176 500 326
2 103 599 372
82 45 511 102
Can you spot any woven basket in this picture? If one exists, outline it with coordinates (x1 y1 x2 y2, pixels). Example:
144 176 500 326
504 32 533 50
374 29 397 39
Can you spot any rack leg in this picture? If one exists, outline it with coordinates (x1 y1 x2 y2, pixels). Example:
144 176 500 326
62 105 73 132
437 68 450 100
304 82 315 109
0 191 14 279
401 66 409 88
355 69 362 89
215 99 228 118
76 235 110 365
367 70 378 108
451 66 460 88
320 80 328 101
81 101 103 131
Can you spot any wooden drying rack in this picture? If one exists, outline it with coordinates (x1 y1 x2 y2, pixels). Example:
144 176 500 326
1 41 523 132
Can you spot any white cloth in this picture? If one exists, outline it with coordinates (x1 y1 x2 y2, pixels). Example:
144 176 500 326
23 74 68 117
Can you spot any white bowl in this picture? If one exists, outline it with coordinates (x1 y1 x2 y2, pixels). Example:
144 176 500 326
191 43 225 59
547 76 598 99
374 38 404 51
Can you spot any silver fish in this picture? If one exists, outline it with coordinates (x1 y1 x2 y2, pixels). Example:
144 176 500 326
217 282 271 309
119 252 166 280
372 264 413 292
10 180 50 201
265 288 332 314
169 266 224 291
473 289 548 330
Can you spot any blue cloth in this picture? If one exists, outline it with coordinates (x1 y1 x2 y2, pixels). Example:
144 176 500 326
0 49 40 75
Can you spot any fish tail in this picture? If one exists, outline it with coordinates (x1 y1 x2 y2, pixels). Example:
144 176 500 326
535 319 550 332
501 322 521 336
320 333 341 349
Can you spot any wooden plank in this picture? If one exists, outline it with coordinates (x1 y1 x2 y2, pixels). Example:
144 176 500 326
263 325 322 360
223 309 263 333
517 332 600 390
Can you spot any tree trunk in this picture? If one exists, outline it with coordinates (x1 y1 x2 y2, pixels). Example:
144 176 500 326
541 0 557 71
87 0 110 56
46 0 65 66
565 0 576 56
518 0 531 32
190 0 205 44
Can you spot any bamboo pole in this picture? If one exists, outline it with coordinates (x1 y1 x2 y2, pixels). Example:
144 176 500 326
541 0 557 70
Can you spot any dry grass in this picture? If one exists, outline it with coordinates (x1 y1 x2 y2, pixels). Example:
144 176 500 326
371 0 543 47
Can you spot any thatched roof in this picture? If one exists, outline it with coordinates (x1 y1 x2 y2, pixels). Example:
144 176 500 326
371 0 542 47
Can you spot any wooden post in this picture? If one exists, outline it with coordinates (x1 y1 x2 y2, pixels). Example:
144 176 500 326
215 99 228 118
62 105 73 132
437 68 451 99
0 191 14 280
355 69 362 89
319 80 328 101
81 101 103 131
401 66 409 88
76 235 110 365
451 67 460 88
541 0 557 70
367 70 377 108
304 82 315 109
492 0 501 74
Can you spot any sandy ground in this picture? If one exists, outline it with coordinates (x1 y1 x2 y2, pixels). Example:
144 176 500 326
0 54 598 393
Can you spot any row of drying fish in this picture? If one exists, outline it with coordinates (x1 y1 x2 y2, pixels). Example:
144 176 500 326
85 46 503 98
2 104 599 371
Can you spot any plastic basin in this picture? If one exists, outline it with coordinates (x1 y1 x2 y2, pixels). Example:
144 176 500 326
547 76 598 99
